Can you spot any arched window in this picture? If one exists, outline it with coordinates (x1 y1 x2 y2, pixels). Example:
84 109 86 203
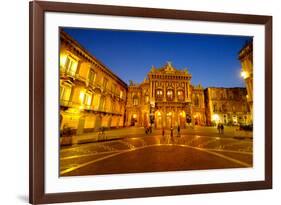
177 90 184 101
133 95 139 106
156 89 163 100
167 89 174 101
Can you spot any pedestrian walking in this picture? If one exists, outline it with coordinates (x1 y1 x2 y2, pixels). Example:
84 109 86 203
144 125 148 135
149 124 152 134
217 123 221 134
221 124 224 134
170 126 175 143
177 125 181 137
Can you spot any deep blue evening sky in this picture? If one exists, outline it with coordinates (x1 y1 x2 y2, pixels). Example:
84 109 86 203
63 27 252 88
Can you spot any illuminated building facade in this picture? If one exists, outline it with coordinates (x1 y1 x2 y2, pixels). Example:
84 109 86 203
205 87 251 125
239 41 253 123
60 31 252 135
125 62 206 128
60 31 127 135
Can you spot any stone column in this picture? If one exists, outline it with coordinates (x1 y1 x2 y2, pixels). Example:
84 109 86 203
164 82 166 101
163 107 166 128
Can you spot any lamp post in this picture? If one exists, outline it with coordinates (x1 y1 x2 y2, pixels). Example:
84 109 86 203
212 114 219 125
240 70 249 79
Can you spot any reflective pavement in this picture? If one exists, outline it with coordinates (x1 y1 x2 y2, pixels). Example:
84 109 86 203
60 127 253 176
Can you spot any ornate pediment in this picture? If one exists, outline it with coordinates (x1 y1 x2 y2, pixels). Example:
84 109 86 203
149 61 190 76
164 61 175 72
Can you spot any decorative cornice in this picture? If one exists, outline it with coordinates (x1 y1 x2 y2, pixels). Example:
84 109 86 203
60 30 128 88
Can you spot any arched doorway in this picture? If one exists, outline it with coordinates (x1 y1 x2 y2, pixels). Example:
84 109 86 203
178 111 186 128
166 111 173 128
155 111 163 128
131 113 137 126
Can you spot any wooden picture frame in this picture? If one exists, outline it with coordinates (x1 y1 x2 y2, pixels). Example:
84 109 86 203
29 1 272 204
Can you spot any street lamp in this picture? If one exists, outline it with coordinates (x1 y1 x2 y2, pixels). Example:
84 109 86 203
212 114 220 124
240 71 249 79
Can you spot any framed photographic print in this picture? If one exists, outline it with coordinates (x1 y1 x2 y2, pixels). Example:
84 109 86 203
29 1 272 204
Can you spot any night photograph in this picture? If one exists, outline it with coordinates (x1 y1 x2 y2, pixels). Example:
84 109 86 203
59 28 253 176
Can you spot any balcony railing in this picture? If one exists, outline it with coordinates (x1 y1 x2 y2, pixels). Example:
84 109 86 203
75 74 87 82
155 96 163 101
60 69 76 78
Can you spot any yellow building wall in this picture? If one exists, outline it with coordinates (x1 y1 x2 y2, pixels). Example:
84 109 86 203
78 62 90 80
84 115 96 129
60 32 127 135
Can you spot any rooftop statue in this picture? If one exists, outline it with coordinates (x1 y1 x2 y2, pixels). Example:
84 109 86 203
150 65 156 72
183 68 189 74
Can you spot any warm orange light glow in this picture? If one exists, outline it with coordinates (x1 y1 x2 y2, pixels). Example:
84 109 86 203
85 93 92 106
79 91 85 103
60 54 67 67
240 71 249 79
179 111 185 117
212 114 219 122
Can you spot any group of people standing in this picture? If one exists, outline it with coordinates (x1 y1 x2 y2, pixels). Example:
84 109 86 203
217 123 224 134
144 123 225 138
144 124 182 138
162 125 181 138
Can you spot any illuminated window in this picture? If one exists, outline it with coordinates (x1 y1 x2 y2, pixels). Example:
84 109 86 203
64 56 78 76
167 89 174 101
177 90 184 101
133 96 139 105
88 70 96 84
60 85 71 104
79 91 85 104
156 89 163 99
84 92 92 107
